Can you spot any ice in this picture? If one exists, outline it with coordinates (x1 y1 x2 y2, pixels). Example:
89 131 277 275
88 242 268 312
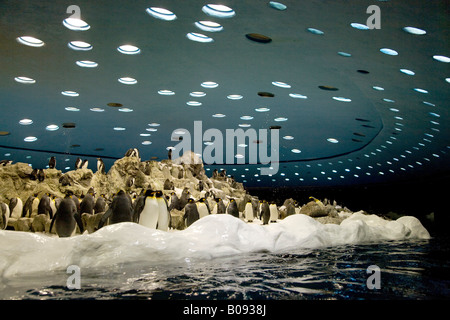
0 213 430 278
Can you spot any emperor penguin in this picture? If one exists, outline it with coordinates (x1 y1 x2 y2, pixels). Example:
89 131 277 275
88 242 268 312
48 156 56 169
38 193 53 219
269 202 279 223
50 195 57 216
98 190 133 229
260 200 270 225
80 188 95 214
9 197 23 219
0 202 10 230
97 158 105 174
197 197 211 219
227 198 239 218
184 198 199 228
155 190 170 231
135 189 159 229
244 200 254 222
50 197 84 237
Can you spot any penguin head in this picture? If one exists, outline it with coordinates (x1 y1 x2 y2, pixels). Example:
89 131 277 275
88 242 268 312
188 198 195 203
144 189 155 197
230 198 235 202
155 190 163 197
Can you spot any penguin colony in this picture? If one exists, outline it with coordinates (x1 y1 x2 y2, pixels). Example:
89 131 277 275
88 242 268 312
0 149 350 237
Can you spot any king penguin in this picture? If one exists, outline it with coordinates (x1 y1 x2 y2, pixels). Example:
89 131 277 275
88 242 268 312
269 202 279 223
197 197 211 219
136 189 160 229
184 198 199 228
97 158 105 174
8 197 23 219
260 200 270 225
244 200 254 222
155 190 171 231
227 198 239 218
98 190 133 228
75 158 82 169
49 197 84 237
38 193 53 219
80 188 95 214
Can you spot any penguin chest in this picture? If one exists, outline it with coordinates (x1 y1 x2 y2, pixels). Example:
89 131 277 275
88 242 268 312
244 203 254 221
156 198 169 231
11 199 23 219
269 205 278 221
139 198 159 229
197 203 209 219
55 216 76 237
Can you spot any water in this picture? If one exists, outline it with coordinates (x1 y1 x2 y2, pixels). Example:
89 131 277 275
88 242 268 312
1 214 449 300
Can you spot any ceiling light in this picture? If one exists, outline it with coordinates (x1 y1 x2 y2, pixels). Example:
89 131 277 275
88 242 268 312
255 107 270 112
212 113 226 118
350 23 369 30
332 96 352 102
414 88 429 94
239 124 251 128
272 81 291 88
274 117 288 122
240 116 253 120
141 141 152 145
307 28 324 35
113 127 126 131
201 81 218 88
118 108 133 112
68 41 92 51
187 32 214 43
76 60 98 68
16 36 45 47
63 18 90 31
24 136 37 142
327 138 339 143
202 4 236 18
117 45 141 55
187 101 202 106
61 91 79 97
118 77 137 85
19 119 33 125
148 123 160 127
158 90 175 95
235 154 244 159
400 68 415 75
403 26 426 35
90 108 104 112
189 92 205 97
433 55 450 63
380 48 398 55
289 93 307 99
146 128 158 132
227 94 243 100
372 86 384 91
45 124 59 131
283 136 294 140
14 76 35 84
291 149 301 153
65 107 80 112
269 2 287 10
195 21 223 32
146 7 177 21
140 133 151 137
429 112 440 118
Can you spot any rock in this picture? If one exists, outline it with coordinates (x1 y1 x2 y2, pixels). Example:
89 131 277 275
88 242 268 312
82 212 104 233
300 201 328 217
15 217 33 231
31 214 50 232
314 216 344 225
170 209 185 230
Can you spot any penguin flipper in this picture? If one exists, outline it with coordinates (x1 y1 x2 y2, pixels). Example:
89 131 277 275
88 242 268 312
98 207 113 229
49 211 57 233
74 212 84 234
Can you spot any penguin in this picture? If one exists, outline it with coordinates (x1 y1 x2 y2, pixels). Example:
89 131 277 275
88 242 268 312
0 202 10 230
59 173 71 186
38 193 53 219
125 148 140 160
22 193 39 218
80 188 95 214
0 160 13 166
50 194 57 217
94 194 107 213
179 188 190 209
37 169 45 182
163 178 173 190
75 158 82 169
215 198 226 214
66 192 81 214
98 190 133 229
9 197 23 219
183 198 199 228
227 198 239 218
49 197 84 237
260 201 270 225
212 169 218 179
286 202 296 217
29 168 38 180
309 196 324 207
168 192 180 211
269 202 279 223
126 176 135 188
48 156 56 169
244 200 254 222
81 159 89 169
198 180 204 192
155 190 170 231
168 148 172 160
197 197 211 219
135 189 159 229
97 158 105 174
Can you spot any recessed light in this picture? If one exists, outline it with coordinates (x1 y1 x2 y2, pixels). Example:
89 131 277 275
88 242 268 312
429 112 440 118
350 23 369 30
187 32 214 43
174 130 186 135
195 21 223 32
283 136 294 140
380 48 398 56
202 4 236 18
433 55 450 63
246 33 272 43
63 18 90 31
389 108 400 112
423 101 435 107
413 88 429 94
158 90 175 95
383 98 395 103
332 96 352 102
201 81 218 88
17 36 45 47
307 28 324 35
148 123 160 127
255 107 270 112
238 124 251 128
187 101 202 106
274 117 288 122
118 77 137 85
90 108 104 112
142 141 152 145
272 81 291 88
190 91 206 97
19 119 33 125
337 51 352 57
212 113 226 118
61 91 79 97
403 26 426 35
113 127 126 131
68 41 92 51
14 76 35 84
146 7 177 21
227 94 243 100
118 108 133 112
446 78 450 83
140 133 151 137
372 86 384 91
240 116 253 120
76 60 98 68
146 128 158 132
65 107 80 112
291 149 301 153
289 93 307 99
45 124 59 131
327 138 339 143
235 154 245 159
117 45 141 55
24 136 37 142
269 1 287 10
400 69 415 75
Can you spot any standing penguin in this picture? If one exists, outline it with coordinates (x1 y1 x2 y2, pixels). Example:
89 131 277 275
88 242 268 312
197 197 211 219
50 196 84 237
184 198 199 228
168 148 172 160
0 202 10 230
260 200 270 225
97 158 105 174
168 192 180 211
227 198 239 218
179 188 190 210
81 159 89 169
155 190 170 231
38 193 53 219
269 202 279 223
48 157 56 169
94 194 107 213
22 193 39 218
244 200 254 222
37 169 45 182
75 158 82 169
29 168 38 181
9 197 23 219
80 188 95 215
135 189 159 229
215 198 226 214
98 190 134 228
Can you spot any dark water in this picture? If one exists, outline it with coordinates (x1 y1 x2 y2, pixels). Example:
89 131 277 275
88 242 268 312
2 236 449 301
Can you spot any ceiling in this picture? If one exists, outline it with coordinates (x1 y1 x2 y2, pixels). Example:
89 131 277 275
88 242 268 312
0 0 449 188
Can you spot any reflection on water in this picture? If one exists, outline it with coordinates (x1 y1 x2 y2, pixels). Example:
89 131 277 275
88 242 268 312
2 237 449 300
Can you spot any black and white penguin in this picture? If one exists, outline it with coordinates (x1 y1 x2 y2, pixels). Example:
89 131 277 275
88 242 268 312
80 188 95 214
260 201 270 225
179 187 190 209
22 193 39 218
125 148 140 160
38 193 53 219
135 189 159 229
215 198 226 214
168 192 180 211
269 202 279 223
29 168 38 180
0 202 10 230
81 159 89 169
98 190 133 229
197 197 211 219
37 169 45 182
155 190 170 231
49 197 84 237
184 198 199 228
168 148 172 160
244 200 254 222
94 194 107 214
227 198 239 218
97 158 105 174
126 176 135 188
0 160 13 166
8 197 23 219
48 157 56 169
75 158 82 169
